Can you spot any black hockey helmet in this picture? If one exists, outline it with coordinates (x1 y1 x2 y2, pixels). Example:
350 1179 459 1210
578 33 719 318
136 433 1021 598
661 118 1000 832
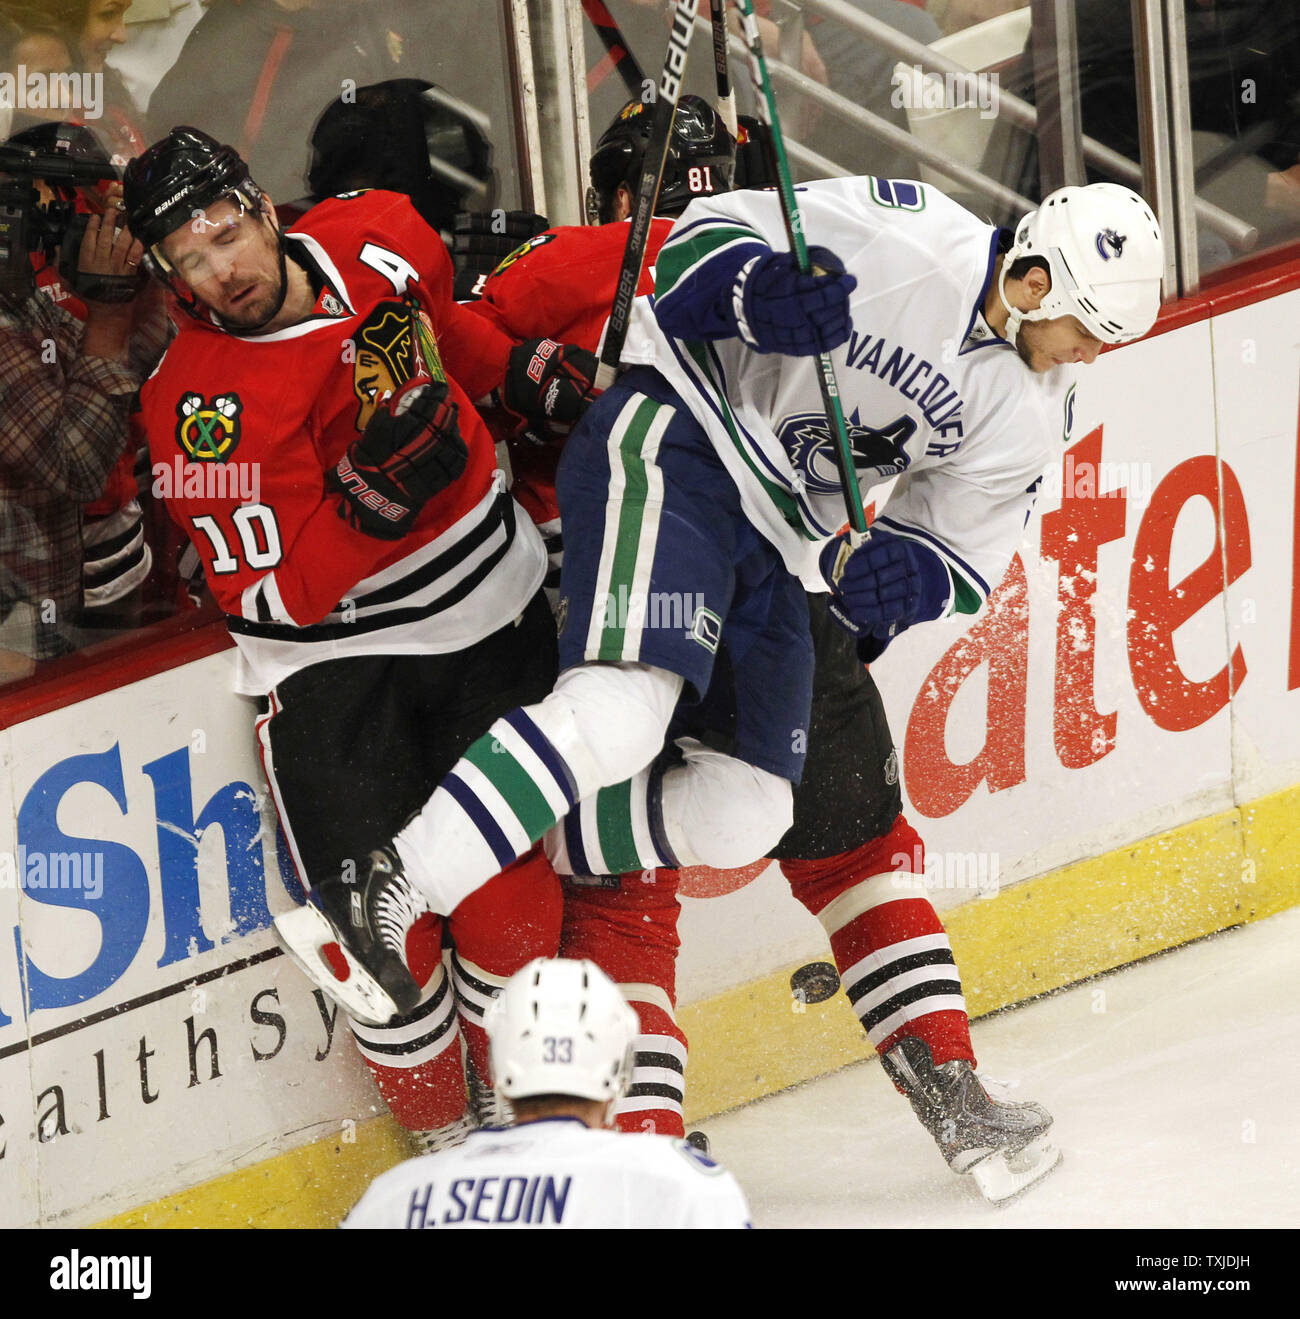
124 126 288 326
307 79 493 235
587 94 735 225
124 126 260 252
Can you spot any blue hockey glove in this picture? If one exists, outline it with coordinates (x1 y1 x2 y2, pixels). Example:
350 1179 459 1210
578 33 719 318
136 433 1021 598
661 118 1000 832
735 246 856 355
819 526 951 640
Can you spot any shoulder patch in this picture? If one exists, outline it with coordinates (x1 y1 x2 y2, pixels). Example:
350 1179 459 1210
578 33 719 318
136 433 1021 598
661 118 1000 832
490 231 556 278
1063 382 1076 442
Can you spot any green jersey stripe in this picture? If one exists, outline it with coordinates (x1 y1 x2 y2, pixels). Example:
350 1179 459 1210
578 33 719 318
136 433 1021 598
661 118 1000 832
596 396 665 662
595 780 643 876
461 737 557 842
655 222 764 298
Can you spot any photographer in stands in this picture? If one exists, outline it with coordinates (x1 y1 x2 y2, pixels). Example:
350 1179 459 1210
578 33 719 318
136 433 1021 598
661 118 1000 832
0 122 168 670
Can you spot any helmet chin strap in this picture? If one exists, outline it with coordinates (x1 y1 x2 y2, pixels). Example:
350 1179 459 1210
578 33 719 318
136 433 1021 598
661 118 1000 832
997 256 1032 348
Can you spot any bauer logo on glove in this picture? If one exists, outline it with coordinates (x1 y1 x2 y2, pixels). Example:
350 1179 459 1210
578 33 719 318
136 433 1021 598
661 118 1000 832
328 379 468 540
504 337 601 433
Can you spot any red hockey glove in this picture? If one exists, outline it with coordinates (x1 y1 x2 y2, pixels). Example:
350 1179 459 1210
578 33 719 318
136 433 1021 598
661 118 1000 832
502 337 601 436
329 380 467 540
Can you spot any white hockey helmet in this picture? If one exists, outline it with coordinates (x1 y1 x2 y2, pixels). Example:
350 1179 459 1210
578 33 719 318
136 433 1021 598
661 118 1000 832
485 958 639 1103
999 182 1164 346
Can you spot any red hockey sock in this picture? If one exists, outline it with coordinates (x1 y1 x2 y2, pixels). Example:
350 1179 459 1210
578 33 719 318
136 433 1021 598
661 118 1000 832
348 912 466 1131
560 869 687 1137
781 816 977 1070
449 844 564 1096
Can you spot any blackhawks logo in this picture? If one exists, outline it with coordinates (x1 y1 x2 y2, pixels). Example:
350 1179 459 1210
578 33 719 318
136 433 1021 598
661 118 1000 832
352 299 446 430
176 392 242 460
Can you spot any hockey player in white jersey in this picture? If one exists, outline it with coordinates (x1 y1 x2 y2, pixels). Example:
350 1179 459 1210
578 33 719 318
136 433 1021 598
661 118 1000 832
279 175 1162 1198
341 959 751 1228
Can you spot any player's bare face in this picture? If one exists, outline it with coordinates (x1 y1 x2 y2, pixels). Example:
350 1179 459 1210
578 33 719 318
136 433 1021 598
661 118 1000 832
162 199 285 329
1017 315 1104 373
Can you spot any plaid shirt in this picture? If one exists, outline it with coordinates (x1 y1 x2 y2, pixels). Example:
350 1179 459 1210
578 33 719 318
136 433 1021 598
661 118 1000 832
0 290 170 658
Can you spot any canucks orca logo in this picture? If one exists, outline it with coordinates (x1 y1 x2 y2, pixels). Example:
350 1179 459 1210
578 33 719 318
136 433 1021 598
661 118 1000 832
1095 228 1126 260
779 410 917 495
175 392 242 460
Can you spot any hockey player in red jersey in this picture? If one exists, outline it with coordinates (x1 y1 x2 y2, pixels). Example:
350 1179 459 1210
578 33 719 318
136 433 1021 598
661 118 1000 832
125 127 566 1150
462 98 1063 1198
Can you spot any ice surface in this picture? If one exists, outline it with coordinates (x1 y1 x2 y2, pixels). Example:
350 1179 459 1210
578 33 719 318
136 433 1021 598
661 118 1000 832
702 906 1300 1228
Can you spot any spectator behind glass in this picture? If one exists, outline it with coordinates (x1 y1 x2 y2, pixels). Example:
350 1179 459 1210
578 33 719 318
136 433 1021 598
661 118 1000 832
106 0 203 115
0 14 78 137
0 123 169 673
2 0 151 157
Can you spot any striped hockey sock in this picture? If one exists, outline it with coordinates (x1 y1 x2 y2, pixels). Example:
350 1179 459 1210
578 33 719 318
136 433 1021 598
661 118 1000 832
614 984 688 1138
781 817 977 1069
395 707 581 913
547 765 680 878
349 959 466 1131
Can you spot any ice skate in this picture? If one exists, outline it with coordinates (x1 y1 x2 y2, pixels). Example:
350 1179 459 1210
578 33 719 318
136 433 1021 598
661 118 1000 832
409 1114 475 1155
881 1036 1061 1204
274 846 425 1027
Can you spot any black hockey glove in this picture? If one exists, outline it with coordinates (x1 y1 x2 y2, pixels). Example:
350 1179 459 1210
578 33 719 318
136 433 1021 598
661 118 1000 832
452 209 551 300
503 338 601 436
329 380 467 540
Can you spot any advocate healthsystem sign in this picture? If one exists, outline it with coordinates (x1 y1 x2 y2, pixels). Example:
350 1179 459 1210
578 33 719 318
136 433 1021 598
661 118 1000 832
4 287 1300 1225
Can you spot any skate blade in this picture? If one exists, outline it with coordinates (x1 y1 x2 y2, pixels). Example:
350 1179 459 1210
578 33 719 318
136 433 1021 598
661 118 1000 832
273 904 402 1027
969 1136 1062 1205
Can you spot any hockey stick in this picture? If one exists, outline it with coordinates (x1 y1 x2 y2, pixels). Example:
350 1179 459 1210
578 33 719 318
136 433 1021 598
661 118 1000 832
708 0 739 137
581 0 648 99
596 0 700 391
734 0 868 538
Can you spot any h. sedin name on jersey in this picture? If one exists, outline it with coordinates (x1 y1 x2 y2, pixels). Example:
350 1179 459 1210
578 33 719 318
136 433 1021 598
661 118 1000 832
780 409 917 495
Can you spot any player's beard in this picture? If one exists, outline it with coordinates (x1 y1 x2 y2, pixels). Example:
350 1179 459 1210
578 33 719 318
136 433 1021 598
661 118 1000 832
215 274 284 330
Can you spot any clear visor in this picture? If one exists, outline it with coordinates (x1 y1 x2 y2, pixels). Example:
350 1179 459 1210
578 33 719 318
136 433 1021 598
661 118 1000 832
153 192 264 287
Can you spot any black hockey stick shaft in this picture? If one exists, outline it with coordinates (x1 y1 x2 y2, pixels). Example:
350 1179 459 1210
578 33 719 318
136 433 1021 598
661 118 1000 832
581 0 648 98
597 0 700 390
709 0 738 135
734 0 867 537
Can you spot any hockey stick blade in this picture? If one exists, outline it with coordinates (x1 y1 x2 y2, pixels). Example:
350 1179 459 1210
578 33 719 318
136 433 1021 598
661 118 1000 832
597 0 700 390
274 903 405 1028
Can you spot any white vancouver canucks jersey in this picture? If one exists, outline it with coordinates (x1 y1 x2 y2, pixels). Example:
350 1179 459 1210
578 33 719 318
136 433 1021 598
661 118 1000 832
624 177 1077 613
341 1117 751 1229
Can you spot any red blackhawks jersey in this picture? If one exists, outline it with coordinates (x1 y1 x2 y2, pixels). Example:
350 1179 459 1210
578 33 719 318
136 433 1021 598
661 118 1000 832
469 216 673 528
141 189 545 694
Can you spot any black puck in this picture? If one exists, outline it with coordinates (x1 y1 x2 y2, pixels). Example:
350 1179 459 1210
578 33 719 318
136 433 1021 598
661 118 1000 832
790 961 841 1004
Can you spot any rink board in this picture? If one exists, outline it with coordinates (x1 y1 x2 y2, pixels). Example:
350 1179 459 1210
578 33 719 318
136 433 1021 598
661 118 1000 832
1 289 1298 1226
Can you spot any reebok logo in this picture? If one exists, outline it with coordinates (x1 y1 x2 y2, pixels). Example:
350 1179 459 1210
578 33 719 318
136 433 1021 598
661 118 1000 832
50 1250 151 1299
